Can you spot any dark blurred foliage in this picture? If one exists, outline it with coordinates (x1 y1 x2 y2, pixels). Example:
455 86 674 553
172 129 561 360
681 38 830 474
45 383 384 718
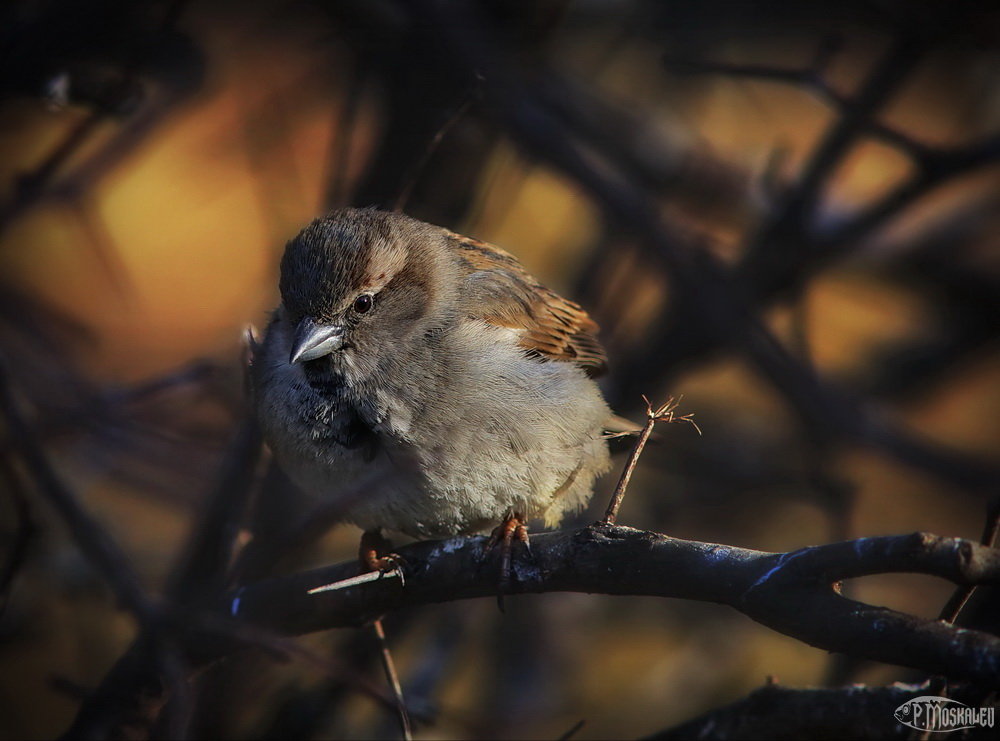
0 0 998 738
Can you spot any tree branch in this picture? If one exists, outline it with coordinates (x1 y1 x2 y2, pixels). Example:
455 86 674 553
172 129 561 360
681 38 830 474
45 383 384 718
230 526 1000 687
663 43 933 163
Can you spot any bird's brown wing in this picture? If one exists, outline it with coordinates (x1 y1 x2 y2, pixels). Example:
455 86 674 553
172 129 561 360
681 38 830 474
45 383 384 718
447 231 607 377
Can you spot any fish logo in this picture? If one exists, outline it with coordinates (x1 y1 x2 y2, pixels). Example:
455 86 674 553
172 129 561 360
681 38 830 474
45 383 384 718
894 696 995 732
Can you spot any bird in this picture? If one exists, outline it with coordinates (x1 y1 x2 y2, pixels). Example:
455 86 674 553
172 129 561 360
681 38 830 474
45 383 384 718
251 207 613 581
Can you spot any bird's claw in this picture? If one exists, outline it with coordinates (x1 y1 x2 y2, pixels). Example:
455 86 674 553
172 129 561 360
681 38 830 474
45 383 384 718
359 529 406 587
484 512 530 612
369 553 406 588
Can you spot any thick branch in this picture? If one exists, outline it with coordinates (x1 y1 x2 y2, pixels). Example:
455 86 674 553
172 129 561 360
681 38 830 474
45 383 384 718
231 526 1000 687
66 523 1000 738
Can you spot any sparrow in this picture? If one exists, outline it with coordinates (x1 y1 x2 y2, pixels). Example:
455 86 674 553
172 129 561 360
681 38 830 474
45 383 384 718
251 207 613 571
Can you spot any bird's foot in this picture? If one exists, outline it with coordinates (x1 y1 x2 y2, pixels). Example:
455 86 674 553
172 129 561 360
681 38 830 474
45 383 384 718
483 511 530 612
305 531 405 595
359 529 405 586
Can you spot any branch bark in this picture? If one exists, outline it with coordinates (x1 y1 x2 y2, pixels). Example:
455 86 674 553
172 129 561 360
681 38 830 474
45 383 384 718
64 522 1000 738
230 526 1000 687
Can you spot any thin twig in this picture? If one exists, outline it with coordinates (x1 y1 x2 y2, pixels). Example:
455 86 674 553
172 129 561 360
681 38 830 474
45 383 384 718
372 618 413 741
0 457 36 615
0 0 194 237
662 52 931 160
0 352 199 740
165 410 262 603
601 395 699 525
393 93 475 212
183 607 418 715
325 60 367 210
0 111 106 233
155 638 193 741
0 352 153 621
558 719 586 741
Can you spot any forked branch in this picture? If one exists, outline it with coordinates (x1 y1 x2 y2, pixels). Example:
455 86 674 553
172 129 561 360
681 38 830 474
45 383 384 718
229 526 1000 688
601 395 699 524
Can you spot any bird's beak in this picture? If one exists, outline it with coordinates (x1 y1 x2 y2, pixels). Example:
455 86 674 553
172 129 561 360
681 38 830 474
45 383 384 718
289 317 344 364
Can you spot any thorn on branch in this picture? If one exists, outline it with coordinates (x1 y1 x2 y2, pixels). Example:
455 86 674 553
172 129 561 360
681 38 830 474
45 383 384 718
306 567 404 594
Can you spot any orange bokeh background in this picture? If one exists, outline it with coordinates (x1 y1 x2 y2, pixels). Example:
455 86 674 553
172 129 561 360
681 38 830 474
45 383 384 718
1 2 998 738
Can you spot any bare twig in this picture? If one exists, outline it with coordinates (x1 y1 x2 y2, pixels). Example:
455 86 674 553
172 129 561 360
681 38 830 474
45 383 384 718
0 111 106 233
65 342 261 741
393 93 475 212
822 133 1000 252
558 719 586 740
372 618 413 740
165 410 263 603
0 353 153 621
0 457 37 615
539 71 759 222
601 395 699 524
185 608 416 714
63 604 419 740
0 1 199 238
168 333 262 604
325 60 367 210
0 352 204 741
742 30 927 266
663 46 932 161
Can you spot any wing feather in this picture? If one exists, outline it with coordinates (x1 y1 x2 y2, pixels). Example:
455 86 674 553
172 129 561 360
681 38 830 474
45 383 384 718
447 232 607 376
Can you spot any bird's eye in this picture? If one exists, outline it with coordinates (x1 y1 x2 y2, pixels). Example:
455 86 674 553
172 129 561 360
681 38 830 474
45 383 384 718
353 293 373 314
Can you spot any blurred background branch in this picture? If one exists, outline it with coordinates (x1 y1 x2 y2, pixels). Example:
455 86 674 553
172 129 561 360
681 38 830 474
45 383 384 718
1 0 998 738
